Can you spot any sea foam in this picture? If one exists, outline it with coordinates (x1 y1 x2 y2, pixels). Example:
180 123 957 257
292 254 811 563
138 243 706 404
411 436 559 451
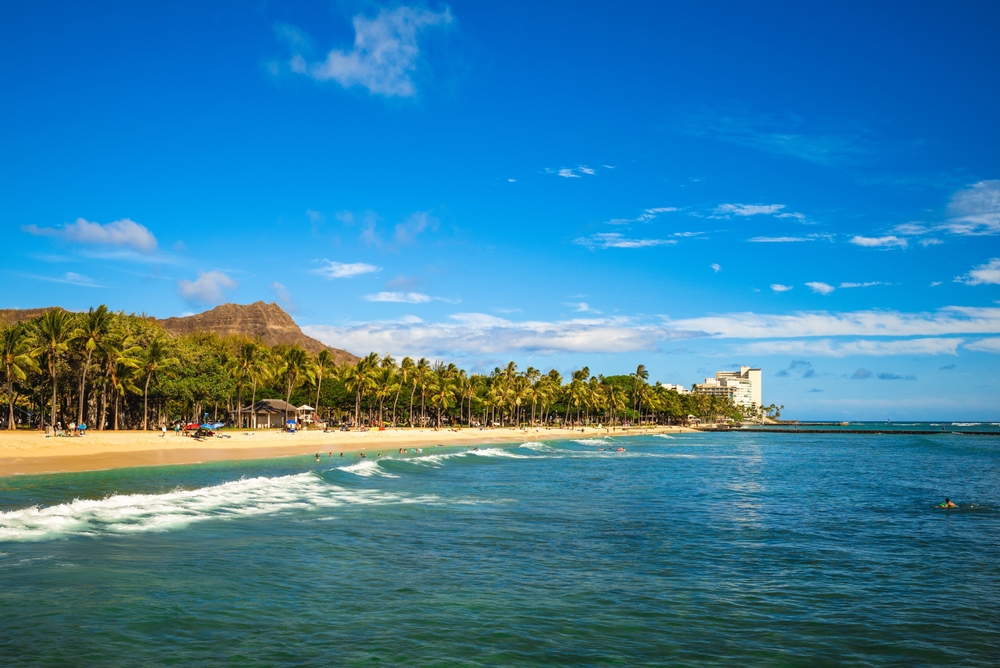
0 473 429 542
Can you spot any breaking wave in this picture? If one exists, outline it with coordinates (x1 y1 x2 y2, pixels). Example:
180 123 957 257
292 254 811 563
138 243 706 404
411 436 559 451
0 473 430 542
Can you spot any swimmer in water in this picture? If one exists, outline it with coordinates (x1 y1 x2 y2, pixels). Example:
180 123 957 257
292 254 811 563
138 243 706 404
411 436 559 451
939 498 958 509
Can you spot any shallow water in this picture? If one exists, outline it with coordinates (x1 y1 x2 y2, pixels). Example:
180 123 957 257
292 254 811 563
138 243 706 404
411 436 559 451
1 432 998 666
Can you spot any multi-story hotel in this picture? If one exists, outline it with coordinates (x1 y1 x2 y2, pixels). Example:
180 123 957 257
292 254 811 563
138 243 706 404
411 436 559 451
693 366 761 410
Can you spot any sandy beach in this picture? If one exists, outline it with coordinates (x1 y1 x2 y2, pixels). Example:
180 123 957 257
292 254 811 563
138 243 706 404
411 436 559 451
0 425 695 477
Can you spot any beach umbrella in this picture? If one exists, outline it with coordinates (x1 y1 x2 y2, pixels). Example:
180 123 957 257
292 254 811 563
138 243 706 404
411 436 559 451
200 423 214 429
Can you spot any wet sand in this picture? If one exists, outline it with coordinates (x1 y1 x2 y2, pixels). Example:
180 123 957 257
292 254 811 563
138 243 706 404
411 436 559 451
0 425 695 476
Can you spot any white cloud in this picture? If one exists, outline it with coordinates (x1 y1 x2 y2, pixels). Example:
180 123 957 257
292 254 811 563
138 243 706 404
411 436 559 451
607 207 678 225
271 281 298 312
839 281 881 289
311 260 381 279
919 238 943 246
739 338 963 357
557 168 579 178
178 271 238 305
806 281 835 295
710 263 721 272
304 314 701 358
942 180 1000 235
22 218 158 252
578 167 595 175
965 338 1000 353
748 236 811 243
666 306 1000 339
715 203 785 216
771 284 794 292
363 291 431 303
955 258 1000 285
287 6 452 97
849 235 908 249
574 233 677 249
393 211 438 245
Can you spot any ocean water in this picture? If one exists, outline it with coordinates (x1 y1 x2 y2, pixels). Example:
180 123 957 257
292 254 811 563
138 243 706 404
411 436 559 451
1 432 998 666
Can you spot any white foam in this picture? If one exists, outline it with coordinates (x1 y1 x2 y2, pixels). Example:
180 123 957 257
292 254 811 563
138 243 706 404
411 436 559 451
518 441 558 452
573 438 612 446
336 459 399 478
655 434 677 439
0 473 431 542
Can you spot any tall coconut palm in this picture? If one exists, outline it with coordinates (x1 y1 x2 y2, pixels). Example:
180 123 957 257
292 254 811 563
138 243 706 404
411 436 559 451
410 358 429 427
1 324 40 429
140 336 178 430
231 339 261 429
72 305 110 425
312 349 335 422
342 353 378 426
429 381 455 428
33 309 75 429
102 328 142 430
392 356 414 427
279 346 310 426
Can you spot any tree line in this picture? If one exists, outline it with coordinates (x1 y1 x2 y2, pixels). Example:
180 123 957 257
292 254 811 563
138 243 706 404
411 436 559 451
1 306 750 431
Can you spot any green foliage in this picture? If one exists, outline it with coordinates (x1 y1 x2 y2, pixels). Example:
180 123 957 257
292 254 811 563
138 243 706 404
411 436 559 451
0 304 755 430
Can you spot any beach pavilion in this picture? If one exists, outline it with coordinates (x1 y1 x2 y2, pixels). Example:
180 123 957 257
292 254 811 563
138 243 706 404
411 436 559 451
235 399 301 429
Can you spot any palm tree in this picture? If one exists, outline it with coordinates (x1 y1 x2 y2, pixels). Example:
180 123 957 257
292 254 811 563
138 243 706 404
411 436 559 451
429 381 455 428
1 324 39 429
411 358 429 427
33 309 75 429
279 346 310 426
102 328 142 430
392 356 414 427
72 305 111 425
312 349 335 422
342 353 378 426
140 336 178 430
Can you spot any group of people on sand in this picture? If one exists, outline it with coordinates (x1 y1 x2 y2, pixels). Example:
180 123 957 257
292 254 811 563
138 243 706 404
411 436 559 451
47 421 87 437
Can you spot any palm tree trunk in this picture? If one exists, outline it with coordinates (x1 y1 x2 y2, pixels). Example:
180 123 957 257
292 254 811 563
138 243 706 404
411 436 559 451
408 381 417 427
78 349 92 424
6 377 15 430
143 373 151 430
50 365 57 430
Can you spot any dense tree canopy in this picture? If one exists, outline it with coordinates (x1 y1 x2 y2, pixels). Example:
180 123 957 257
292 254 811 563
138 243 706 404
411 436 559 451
0 306 744 430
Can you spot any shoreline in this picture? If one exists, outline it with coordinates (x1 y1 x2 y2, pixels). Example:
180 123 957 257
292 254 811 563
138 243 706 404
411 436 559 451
0 426 695 477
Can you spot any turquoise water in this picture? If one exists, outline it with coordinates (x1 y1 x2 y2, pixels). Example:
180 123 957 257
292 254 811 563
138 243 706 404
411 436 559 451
1 433 998 666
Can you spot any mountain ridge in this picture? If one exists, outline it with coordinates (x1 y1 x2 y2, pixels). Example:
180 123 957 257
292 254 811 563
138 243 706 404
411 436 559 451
0 302 358 364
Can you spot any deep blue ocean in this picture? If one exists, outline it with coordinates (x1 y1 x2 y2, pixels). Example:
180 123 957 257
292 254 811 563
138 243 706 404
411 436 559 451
2 431 998 666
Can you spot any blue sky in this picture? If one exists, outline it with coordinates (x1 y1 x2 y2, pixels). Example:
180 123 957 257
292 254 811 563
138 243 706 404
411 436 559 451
2 0 999 419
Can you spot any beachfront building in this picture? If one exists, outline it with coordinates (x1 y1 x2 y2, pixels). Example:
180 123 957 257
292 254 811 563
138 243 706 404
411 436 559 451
235 399 301 428
660 383 690 395
298 405 317 425
693 366 761 410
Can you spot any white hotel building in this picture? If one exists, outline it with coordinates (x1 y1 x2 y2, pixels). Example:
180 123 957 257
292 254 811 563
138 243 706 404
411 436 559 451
693 366 762 410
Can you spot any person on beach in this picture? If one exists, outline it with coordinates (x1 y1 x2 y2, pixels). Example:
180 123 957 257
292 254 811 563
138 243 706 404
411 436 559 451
939 498 958 508
161 425 167 437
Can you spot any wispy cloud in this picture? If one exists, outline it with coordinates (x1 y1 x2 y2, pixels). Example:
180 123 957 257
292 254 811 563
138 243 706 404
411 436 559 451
574 233 677 250
954 258 1000 285
849 235 908 249
965 338 1000 353
942 180 1000 235
311 260 381 279
743 338 962 357
284 6 452 97
715 203 781 216
675 110 869 166
548 166 599 179
178 271 238 305
839 281 882 289
271 281 298 312
666 306 1000 339
304 314 702 358
748 236 812 243
16 271 104 288
805 282 835 295
606 207 678 225
770 284 794 292
22 218 158 253
363 291 431 303
710 263 721 273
